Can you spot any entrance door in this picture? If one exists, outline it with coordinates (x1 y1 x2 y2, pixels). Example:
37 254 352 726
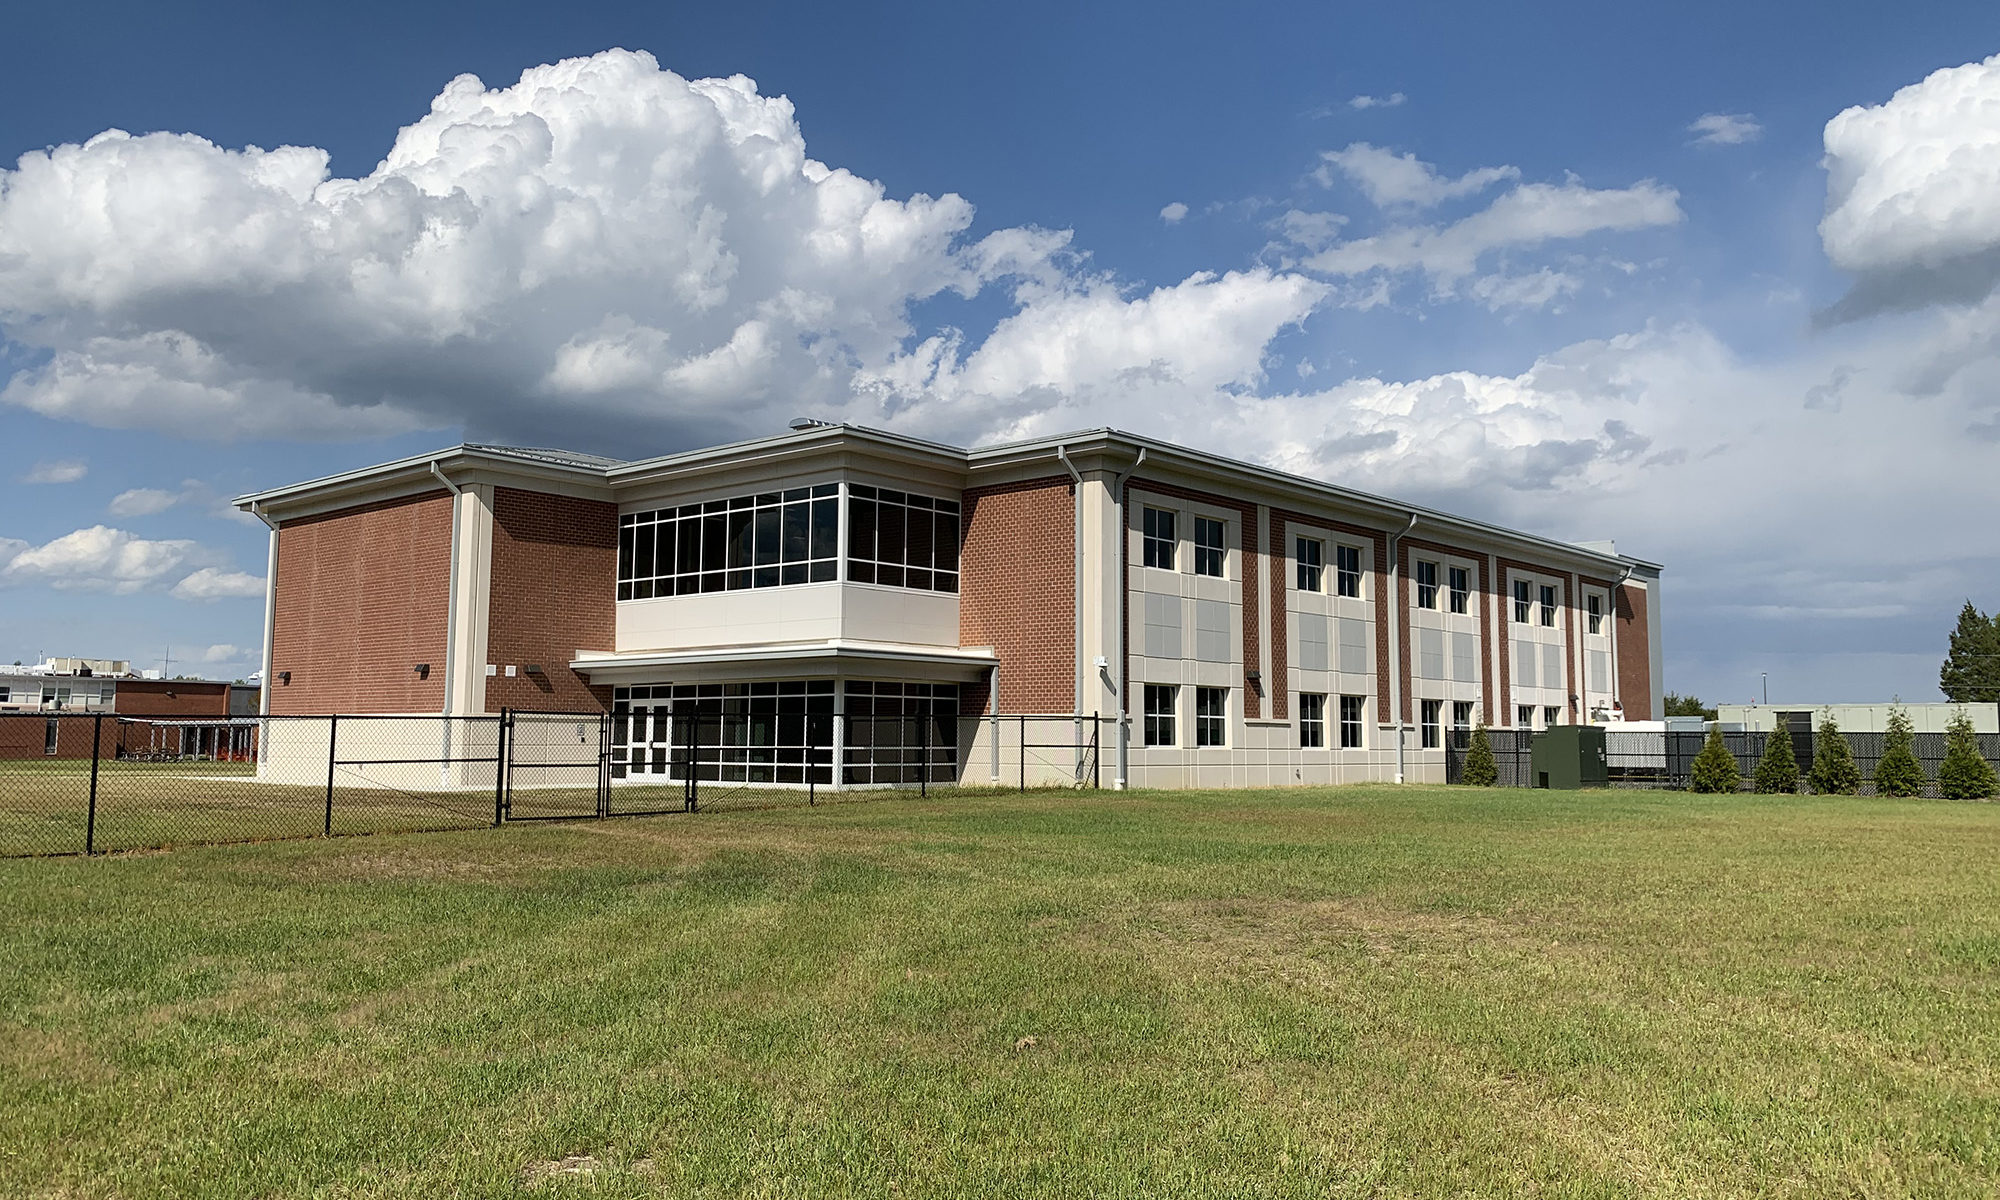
625 703 676 777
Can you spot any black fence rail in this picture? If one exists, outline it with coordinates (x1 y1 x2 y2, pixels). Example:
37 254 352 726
1447 727 2000 796
1 709 1115 857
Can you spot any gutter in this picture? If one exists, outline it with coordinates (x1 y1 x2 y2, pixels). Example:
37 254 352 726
1108 447 1147 789
1055 444 1084 719
1387 512 1418 783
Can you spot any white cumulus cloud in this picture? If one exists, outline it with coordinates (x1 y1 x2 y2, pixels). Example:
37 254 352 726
0 525 258 598
0 50 1191 447
1316 142 1519 209
107 487 183 517
1303 177 1681 296
1687 113 1763 146
1347 93 1406 111
1159 201 1189 224
171 568 266 600
21 459 87 484
1820 53 2000 319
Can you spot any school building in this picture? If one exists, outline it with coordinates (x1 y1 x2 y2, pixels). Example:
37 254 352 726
234 425 1663 789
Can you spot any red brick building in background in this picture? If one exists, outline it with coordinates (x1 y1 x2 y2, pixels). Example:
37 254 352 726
236 428 1663 788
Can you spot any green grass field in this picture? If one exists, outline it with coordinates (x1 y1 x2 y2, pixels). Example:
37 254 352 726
4 785 1998 1198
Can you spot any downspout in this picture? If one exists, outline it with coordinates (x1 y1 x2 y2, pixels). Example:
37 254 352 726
249 501 279 778
1055 445 1084 784
1387 513 1418 783
247 501 278 720
1109 447 1147 789
430 462 464 719
1611 563 1634 719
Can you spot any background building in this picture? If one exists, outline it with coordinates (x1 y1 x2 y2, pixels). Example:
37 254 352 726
235 426 1663 788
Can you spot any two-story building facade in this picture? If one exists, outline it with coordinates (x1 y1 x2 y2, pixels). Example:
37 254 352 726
235 425 1663 789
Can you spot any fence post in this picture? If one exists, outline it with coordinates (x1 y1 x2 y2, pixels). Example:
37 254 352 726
85 712 102 855
1092 712 1100 789
808 713 817 807
598 712 612 819
324 713 338 836
1020 714 1027 792
921 711 929 799
493 709 509 827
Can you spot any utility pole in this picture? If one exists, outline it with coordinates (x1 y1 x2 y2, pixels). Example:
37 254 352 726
160 644 175 679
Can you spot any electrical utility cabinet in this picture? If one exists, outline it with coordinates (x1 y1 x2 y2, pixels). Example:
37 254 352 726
1531 725 1609 789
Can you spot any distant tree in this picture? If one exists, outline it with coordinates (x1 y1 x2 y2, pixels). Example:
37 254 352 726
1873 703 1927 798
1664 692 1719 720
1806 711 1861 795
1463 722 1499 787
1937 710 1999 801
1939 601 2000 704
1689 725 1741 794
1753 719 1800 794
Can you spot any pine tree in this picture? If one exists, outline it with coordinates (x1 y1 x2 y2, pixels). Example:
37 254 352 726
1806 710 1860 795
1463 721 1499 787
1689 725 1741 794
1939 601 2000 704
1753 719 1799 794
1872 703 1927 798
1936 710 1999 800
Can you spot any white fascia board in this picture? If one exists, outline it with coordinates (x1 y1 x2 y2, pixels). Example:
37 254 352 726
571 639 998 674
607 425 968 487
232 446 616 521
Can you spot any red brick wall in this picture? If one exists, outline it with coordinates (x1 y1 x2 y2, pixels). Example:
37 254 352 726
960 476 1074 713
1127 480 1262 718
1614 582 1654 720
484 487 617 713
113 680 232 716
269 491 453 714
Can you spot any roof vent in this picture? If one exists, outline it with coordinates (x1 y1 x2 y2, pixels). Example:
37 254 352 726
789 417 835 431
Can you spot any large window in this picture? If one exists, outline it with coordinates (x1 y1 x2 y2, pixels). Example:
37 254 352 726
612 681 835 784
1193 517 1225 578
1513 579 1532 623
842 681 960 784
1415 560 1439 609
1449 567 1470 614
1336 545 1362 598
1544 705 1562 729
1339 695 1365 748
1143 507 1177 570
1194 687 1227 747
1452 700 1474 732
1296 538 1323 592
1421 699 1442 749
1518 704 1536 729
848 486 960 593
1539 585 1558 627
1144 684 1178 746
1300 693 1326 748
1587 593 1604 634
619 484 839 600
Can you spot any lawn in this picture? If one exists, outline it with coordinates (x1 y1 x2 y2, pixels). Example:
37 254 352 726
3 786 1997 1198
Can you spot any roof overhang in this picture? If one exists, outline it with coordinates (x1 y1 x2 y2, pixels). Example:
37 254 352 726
570 640 998 685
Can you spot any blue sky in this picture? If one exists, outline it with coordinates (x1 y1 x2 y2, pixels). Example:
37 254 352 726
2 1 1997 705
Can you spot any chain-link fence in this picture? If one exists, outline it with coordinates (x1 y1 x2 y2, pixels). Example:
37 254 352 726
1 709 1115 856
1446 726 2000 796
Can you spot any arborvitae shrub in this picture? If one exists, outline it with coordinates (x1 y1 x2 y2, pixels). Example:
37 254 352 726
1754 720 1800 794
1873 704 1927 798
1463 722 1499 787
1807 711 1860 795
1937 710 1999 801
1689 725 1741 794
